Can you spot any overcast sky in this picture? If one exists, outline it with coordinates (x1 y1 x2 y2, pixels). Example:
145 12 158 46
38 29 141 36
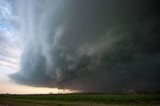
0 0 160 93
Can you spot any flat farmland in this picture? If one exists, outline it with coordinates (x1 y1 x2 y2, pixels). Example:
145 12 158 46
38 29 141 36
0 94 160 106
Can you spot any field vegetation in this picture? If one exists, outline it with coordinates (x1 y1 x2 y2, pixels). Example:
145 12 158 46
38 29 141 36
0 93 160 106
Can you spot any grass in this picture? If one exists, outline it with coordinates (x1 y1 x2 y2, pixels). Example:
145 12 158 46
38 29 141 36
0 94 160 106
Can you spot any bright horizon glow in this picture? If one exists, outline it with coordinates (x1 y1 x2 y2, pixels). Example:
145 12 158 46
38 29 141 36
0 68 79 94
0 80 79 94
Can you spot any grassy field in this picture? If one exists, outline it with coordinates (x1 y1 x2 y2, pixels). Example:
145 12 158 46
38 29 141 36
0 94 160 106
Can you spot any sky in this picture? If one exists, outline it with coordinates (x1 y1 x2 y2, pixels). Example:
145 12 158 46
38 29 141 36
0 0 160 94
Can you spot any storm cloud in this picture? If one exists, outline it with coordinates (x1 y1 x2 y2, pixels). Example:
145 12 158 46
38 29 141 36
10 0 160 92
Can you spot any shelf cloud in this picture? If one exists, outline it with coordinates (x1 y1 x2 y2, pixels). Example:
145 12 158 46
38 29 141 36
10 0 160 92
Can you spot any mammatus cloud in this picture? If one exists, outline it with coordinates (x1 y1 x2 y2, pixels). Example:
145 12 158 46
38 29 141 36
10 0 160 92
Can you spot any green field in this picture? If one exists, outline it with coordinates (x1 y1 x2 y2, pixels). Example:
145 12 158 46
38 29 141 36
0 94 160 106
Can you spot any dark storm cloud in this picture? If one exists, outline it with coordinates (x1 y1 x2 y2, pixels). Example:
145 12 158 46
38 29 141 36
10 0 160 92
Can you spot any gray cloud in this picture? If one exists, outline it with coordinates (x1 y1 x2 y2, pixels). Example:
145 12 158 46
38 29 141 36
10 0 160 92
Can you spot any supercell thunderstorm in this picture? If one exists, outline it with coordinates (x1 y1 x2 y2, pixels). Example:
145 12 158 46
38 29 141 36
10 0 160 92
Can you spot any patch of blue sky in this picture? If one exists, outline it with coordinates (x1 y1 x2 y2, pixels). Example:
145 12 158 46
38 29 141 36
0 22 13 33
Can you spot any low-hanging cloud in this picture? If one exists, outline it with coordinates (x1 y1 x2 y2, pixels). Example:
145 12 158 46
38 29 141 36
10 0 160 92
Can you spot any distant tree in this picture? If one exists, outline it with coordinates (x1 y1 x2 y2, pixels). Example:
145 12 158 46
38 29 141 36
49 92 53 94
